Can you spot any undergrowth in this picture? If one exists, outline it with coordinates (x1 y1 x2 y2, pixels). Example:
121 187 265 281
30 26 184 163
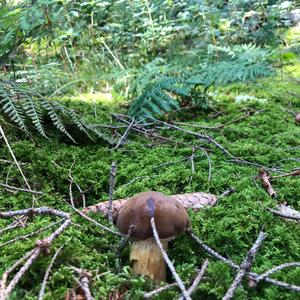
0 69 299 299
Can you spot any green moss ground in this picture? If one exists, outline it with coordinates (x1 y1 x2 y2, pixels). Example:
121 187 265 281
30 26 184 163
1 58 300 299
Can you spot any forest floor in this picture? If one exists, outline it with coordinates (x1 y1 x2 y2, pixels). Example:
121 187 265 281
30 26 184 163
1 35 300 300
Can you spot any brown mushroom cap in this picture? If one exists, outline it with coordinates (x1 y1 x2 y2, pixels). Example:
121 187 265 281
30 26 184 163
116 191 190 240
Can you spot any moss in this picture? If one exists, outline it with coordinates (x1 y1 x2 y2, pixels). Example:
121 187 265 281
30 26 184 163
1 67 300 299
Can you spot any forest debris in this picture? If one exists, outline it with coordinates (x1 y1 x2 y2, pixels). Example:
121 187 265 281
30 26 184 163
256 262 300 283
70 267 93 300
83 192 217 220
113 118 135 149
108 161 117 223
258 168 276 198
222 231 265 300
187 230 300 293
268 204 300 222
271 169 300 179
143 283 179 299
178 259 209 300
0 183 44 195
0 125 37 205
38 245 64 300
150 217 190 299
0 207 71 300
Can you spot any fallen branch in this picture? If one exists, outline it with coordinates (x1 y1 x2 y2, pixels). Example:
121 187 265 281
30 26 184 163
256 262 300 283
258 169 276 198
0 183 44 195
144 283 178 299
38 245 64 300
187 231 300 293
0 220 62 248
271 169 300 179
222 231 266 300
0 125 37 205
114 118 135 149
268 206 300 222
178 259 209 300
108 161 117 223
0 207 71 300
71 267 94 300
150 216 191 300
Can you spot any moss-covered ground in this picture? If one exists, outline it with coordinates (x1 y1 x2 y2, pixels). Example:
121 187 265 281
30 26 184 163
1 38 300 300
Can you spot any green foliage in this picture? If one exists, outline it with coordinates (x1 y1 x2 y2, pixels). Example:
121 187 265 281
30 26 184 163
0 81 114 144
128 44 274 121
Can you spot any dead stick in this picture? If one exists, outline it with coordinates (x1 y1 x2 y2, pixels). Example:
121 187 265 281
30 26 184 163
178 259 209 300
0 183 43 195
256 262 300 282
150 217 191 300
271 169 300 179
222 231 266 300
71 267 94 300
108 161 117 223
38 245 64 300
0 125 37 205
114 118 135 149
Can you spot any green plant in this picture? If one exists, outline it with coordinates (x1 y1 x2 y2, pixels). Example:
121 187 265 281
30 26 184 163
0 80 114 144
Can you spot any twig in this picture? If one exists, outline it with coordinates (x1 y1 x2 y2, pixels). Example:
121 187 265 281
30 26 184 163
0 220 62 248
187 231 300 293
178 259 209 300
258 169 277 198
114 118 135 149
271 169 300 179
0 249 35 298
153 119 235 158
256 262 300 283
150 217 191 300
0 208 71 299
38 245 64 300
0 125 37 205
187 231 239 270
174 110 265 130
188 148 196 184
71 267 94 300
267 208 300 221
222 231 266 300
0 183 43 195
71 206 123 237
108 161 117 223
143 283 179 299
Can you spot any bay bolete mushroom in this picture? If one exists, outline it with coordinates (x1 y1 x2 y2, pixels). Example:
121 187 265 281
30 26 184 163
116 191 190 283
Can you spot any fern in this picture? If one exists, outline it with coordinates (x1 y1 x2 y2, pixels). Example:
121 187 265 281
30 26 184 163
0 81 115 144
128 44 275 121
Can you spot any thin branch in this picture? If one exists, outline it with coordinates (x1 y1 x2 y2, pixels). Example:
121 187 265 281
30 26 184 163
222 231 266 300
0 125 37 205
71 206 123 237
0 183 43 195
143 283 179 299
271 169 300 179
187 231 239 270
256 262 300 283
70 267 94 300
188 148 196 184
178 259 209 300
114 118 135 149
267 208 300 222
38 245 64 300
150 217 191 300
108 161 117 223
0 220 62 248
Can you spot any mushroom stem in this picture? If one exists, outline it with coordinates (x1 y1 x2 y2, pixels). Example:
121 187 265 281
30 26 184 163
130 238 168 284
